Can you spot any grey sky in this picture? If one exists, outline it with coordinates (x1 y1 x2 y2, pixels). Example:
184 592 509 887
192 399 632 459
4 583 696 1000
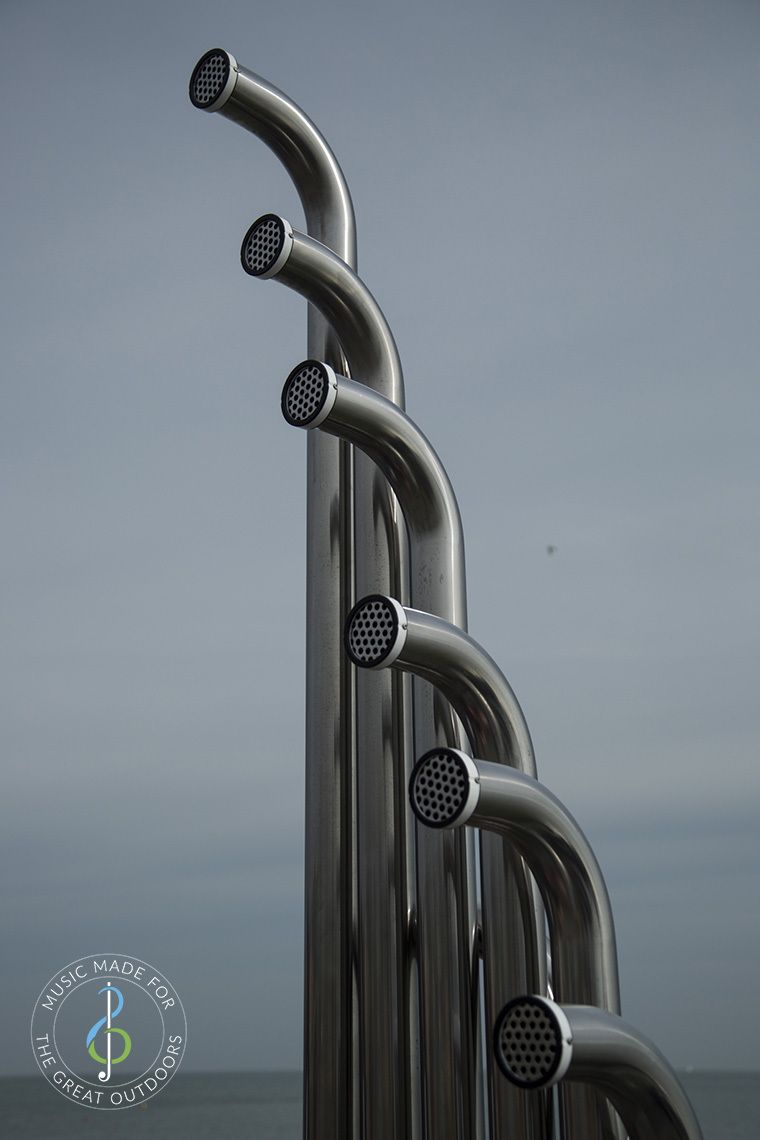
2 0 758 1080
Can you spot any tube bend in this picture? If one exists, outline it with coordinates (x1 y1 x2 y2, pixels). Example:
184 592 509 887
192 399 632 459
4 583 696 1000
495 997 704 1140
242 217 404 407
282 364 465 624
410 749 620 1014
346 598 535 775
190 49 356 265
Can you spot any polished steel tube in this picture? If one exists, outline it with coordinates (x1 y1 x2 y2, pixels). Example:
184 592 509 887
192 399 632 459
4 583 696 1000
411 749 623 1139
495 997 704 1140
410 750 620 1013
281 362 483 1139
189 51 355 263
281 365 464 608
189 50 357 1140
345 598 551 1140
241 220 401 400
240 216 415 1139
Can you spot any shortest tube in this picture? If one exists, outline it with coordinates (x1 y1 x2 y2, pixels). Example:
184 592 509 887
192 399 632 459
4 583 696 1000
494 996 704 1140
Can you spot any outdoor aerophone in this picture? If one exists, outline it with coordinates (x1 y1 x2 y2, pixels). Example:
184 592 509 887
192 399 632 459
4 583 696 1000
190 45 704 1140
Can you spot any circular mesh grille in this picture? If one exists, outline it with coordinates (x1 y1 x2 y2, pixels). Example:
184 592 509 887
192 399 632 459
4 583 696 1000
190 51 229 108
496 999 562 1088
346 598 398 667
411 750 470 827
242 216 285 276
283 362 328 425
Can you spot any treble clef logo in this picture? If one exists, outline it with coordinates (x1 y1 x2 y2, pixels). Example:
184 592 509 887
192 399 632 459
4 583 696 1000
85 983 132 1082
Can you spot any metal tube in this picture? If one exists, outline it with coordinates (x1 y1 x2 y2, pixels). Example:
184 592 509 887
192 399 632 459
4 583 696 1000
240 217 416 1139
189 50 356 1140
281 366 464 610
410 749 625 1138
345 598 551 1140
495 997 704 1140
410 751 620 1013
242 220 401 399
189 52 355 264
281 363 485 1139
346 602 535 774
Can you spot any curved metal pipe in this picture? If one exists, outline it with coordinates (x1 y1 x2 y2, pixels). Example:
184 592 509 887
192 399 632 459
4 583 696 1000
346 599 535 770
345 596 552 1139
239 215 418 1138
410 749 620 1015
242 217 403 403
495 997 704 1140
190 50 355 263
410 750 625 1136
282 362 485 1138
281 363 465 622
189 51 357 1140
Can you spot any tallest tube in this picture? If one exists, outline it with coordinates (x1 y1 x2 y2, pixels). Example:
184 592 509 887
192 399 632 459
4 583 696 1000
190 50 358 1140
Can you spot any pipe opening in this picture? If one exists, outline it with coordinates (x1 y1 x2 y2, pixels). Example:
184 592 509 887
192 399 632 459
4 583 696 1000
282 361 331 426
241 214 290 277
410 749 470 828
189 49 231 109
494 997 565 1088
345 596 400 668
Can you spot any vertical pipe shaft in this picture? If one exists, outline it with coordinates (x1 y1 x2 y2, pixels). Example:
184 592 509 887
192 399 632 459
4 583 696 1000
282 366 489 1139
190 53 358 1139
271 235 414 1140
288 376 489 1138
345 603 553 1140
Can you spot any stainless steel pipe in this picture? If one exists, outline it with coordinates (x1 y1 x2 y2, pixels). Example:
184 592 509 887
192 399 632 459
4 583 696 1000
241 218 402 400
495 997 704 1140
189 51 355 268
281 361 482 1139
411 748 623 1139
189 51 357 1140
344 600 537 770
240 215 414 1139
281 363 464 610
410 749 620 1014
345 597 551 1140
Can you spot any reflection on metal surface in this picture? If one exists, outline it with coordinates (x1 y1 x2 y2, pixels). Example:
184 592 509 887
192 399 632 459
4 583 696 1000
495 998 704 1140
346 598 550 1140
241 214 413 1138
282 365 479 1138
189 51 358 1140
412 748 623 1139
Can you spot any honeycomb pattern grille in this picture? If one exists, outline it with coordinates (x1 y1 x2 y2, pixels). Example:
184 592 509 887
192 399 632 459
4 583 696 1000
190 51 229 107
497 999 561 1087
411 750 469 827
283 363 328 425
346 598 397 666
243 216 284 276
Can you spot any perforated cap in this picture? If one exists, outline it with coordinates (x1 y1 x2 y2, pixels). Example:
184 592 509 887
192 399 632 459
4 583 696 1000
189 49 237 112
282 361 338 429
494 996 572 1089
241 215 294 279
410 748 480 829
344 595 407 670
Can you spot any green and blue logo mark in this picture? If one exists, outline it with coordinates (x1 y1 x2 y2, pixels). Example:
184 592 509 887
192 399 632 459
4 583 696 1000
86 983 132 1081
31 954 186 1110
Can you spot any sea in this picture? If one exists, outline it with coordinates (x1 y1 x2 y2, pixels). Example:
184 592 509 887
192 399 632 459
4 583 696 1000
1 1070 758 1138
